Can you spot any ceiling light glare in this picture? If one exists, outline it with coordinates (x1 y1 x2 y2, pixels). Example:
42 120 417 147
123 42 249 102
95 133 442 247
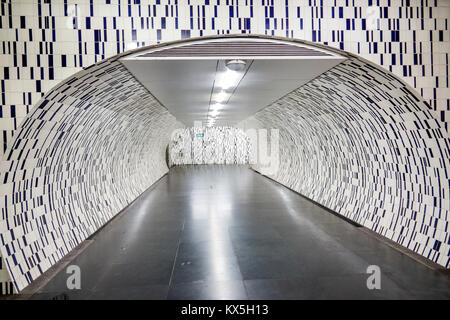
211 103 223 110
215 91 228 103
217 69 241 90
210 110 219 117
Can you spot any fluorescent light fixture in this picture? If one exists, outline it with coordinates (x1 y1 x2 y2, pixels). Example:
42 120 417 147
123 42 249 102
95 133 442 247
226 59 247 72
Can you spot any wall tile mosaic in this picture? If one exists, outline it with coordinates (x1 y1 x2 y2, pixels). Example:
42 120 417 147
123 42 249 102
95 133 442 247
240 55 450 268
0 56 181 292
1 1 448 159
0 0 449 293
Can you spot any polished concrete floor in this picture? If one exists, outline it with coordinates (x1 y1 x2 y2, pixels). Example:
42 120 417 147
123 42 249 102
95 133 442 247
28 165 449 300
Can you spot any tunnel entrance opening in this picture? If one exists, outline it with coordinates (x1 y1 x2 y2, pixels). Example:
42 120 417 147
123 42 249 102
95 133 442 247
168 126 252 166
120 36 346 128
1 35 448 296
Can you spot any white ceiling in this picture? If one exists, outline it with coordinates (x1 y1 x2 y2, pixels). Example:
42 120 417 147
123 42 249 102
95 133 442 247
120 39 346 127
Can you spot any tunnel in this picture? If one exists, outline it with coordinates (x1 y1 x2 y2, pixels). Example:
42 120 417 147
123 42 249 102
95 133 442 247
0 33 449 300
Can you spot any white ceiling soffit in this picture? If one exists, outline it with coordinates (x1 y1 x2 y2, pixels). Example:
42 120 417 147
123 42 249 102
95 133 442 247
120 38 346 126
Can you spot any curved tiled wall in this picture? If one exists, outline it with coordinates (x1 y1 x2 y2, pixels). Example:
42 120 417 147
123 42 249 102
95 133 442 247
1 0 449 291
1 1 448 160
0 31 449 293
240 55 450 268
0 57 181 291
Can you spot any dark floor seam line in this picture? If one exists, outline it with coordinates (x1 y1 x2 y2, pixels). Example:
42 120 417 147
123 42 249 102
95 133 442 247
8 240 95 299
228 236 250 300
249 168 362 228
166 220 185 298
7 171 171 300
87 171 170 241
358 227 449 273
249 167 447 272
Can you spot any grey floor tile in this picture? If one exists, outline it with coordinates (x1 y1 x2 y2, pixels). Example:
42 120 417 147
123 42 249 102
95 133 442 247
93 260 174 290
176 240 236 260
311 274 412 300
25 165 448 300
30 290 93 300
90 284 169 300
168 280 248 300
244 278 316 299
171 256 243 284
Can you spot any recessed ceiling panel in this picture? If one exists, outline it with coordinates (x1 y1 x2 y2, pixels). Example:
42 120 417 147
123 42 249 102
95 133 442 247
137 41 332 58
120 38 347 126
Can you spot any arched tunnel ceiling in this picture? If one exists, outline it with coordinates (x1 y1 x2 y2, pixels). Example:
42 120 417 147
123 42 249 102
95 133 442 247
120 38 346 126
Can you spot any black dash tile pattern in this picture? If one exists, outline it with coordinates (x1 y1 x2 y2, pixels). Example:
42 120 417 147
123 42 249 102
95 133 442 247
0 57 181 292
240 56 450 270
